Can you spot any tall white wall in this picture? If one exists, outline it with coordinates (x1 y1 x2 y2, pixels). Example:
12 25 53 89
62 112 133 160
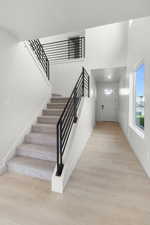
48 22 129 97
85 22 128 70
50 61 84 97
119 17 150 176
0 29 51 167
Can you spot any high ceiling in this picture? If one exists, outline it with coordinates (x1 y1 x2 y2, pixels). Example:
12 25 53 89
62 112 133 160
92 67 126 83
0 0 149 40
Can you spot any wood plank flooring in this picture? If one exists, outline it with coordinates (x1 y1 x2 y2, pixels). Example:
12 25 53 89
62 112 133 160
0 122 150 225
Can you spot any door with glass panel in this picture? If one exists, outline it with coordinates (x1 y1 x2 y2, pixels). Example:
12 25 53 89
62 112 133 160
96 82 118 122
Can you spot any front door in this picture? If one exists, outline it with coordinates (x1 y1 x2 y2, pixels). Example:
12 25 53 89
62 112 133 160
96 83 118 122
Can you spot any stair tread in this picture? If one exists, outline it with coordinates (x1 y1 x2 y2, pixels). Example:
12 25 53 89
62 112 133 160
44 108 62 111
26 132 56 138
48 102 65 104
47 103 65 109
42 109 62 116
25 132 56 147
51 97 68 100
8 156 55 172
37 116 59 124
17 143 56 161
33 123 56 128
17 143 56 153
32 123 56 134
38 115 59 118
47 103 65 107
52 93 62 97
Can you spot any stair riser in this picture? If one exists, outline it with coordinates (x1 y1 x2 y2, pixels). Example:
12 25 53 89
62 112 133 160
32 125 56 134
37 117 58 124
7 164 52 181
52 94 61 97
51 99 68 103
17 149 56 162
47 104 65 109
25 135 56 146
43 110 62 116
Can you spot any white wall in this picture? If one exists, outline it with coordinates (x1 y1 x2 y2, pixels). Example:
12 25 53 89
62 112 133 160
49 22 128 97
40 31 85 44
85 22 128 70
0 29 51 167
119 17 150 176
50 61 84 97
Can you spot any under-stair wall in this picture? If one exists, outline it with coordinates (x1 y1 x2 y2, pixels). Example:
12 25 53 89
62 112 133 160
0 29 51 172
52 72 96 193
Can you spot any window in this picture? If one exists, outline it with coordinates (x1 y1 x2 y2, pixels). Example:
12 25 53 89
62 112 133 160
104 89 113 95
68 37 81 59
134 64 144 130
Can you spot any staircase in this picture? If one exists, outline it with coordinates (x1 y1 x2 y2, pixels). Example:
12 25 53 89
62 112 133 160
8 40 90 185
7 94 68 181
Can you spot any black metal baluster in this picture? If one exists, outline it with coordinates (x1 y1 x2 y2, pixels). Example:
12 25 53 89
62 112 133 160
82 67 85 97
88 75 90 97
56 123 60 176
73 86 78 123
46 59 49 80
56 120 64 176
59 120 64 174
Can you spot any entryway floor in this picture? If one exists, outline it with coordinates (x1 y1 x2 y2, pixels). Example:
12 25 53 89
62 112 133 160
0 122 150 225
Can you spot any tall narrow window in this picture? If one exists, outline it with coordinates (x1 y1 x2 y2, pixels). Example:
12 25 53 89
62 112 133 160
135 64 144 130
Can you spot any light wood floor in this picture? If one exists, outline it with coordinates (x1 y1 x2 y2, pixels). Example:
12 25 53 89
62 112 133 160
1 122 150 225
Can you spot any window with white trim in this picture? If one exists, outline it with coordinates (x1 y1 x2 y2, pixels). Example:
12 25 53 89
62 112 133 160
134 64 144 130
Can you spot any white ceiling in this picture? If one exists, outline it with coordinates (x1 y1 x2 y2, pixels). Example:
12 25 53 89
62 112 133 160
92 67 126 83
0 0 149 40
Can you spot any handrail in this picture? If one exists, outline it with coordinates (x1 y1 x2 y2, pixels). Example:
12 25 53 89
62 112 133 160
28 39 50 80
56 67 90 176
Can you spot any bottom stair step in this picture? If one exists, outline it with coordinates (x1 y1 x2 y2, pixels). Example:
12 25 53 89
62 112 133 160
7 156 55 181
16 144 56 161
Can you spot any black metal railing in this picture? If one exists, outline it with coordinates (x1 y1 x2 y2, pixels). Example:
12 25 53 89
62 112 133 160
56 67 90 176
42 37 85 62
28 39 50 80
